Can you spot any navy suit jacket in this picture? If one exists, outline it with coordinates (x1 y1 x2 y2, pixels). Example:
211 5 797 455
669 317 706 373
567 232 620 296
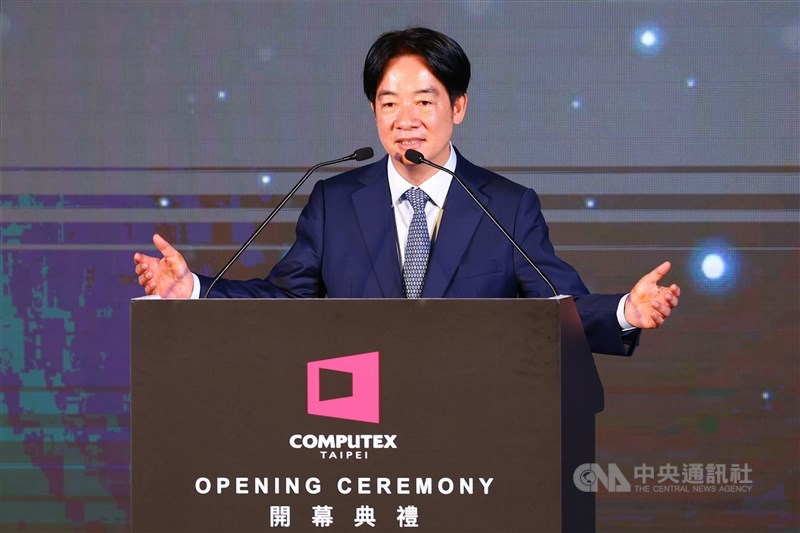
199 151 640 356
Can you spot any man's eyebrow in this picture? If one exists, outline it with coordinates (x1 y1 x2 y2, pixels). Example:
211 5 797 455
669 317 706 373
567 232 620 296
415 86 439 96
376 86 440 98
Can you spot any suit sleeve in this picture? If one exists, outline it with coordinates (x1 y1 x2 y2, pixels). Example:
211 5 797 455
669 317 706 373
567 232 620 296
198 180 327 298
512 188 638 356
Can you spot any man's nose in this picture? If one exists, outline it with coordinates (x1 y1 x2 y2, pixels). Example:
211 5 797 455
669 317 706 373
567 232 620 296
396 102 419 128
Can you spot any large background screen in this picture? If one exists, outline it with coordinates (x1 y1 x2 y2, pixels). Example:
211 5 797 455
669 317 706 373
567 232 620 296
1 1 798 530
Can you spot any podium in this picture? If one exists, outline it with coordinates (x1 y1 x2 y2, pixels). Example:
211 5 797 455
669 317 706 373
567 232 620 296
131 298 603 532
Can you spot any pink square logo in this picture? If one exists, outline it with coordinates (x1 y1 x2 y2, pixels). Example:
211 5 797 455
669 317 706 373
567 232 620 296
307 352 379 424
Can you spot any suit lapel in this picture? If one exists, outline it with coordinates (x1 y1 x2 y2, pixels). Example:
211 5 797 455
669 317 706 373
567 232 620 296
352 161 403 297
422 163 488 298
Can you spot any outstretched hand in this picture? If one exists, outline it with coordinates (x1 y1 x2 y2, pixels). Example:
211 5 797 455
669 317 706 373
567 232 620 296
624 261 681 329
133 234 194 298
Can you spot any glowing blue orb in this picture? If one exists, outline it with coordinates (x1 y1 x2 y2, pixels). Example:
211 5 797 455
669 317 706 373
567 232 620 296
217 90 227 100
702 254 725 280
640 30 657 47
585 198 596 208
761 391 771 401
259 174 272 185
571 97 583 110
633 25 665 55
689 242 740 295
685 77 697 88
158 197 171 208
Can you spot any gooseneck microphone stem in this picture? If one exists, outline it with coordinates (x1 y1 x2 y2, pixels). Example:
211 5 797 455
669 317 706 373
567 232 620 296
203 147 374 299
404 149 559 298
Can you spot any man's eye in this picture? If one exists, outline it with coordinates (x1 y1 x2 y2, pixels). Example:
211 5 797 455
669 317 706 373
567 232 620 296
382 102 396 108
419 100 432 106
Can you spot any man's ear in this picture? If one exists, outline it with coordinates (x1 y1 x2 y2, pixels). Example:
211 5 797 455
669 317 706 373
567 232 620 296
452 93 468 125
370 102 375 115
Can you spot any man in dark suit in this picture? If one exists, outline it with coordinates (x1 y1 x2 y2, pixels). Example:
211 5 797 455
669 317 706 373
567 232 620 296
134 27 680 356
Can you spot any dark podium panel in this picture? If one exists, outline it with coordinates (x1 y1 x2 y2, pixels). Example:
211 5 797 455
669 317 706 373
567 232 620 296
131 298 603 532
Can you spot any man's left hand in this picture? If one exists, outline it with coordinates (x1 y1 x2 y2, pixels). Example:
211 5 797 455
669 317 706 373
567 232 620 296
624 261 681 329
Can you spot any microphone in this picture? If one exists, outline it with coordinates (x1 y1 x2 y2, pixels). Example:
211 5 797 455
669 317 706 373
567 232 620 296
203 147 374 299
404 149 559 297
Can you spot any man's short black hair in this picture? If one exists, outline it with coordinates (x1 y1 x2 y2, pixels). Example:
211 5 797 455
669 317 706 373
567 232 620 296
363 27 471 105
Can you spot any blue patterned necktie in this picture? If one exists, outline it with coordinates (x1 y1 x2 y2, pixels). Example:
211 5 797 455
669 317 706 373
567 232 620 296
402 187 431 299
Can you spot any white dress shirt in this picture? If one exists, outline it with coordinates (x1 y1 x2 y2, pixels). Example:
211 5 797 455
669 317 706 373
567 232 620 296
387 144 455 266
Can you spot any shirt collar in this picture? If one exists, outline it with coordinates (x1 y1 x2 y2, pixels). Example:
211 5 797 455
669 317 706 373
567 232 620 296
387 143 457 208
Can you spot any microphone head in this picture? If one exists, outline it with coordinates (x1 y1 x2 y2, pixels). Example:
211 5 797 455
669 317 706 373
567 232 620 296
404 149 425 164
353 147 374 161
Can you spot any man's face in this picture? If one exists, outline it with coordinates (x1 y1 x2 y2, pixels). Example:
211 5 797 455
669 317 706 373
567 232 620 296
371 54 467 183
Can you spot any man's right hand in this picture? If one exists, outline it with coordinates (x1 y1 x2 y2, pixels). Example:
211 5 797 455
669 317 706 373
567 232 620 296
133 234 194 298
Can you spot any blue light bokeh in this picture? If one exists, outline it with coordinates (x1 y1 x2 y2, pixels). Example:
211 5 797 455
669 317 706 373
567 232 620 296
689 241 741 294
633 25 665 55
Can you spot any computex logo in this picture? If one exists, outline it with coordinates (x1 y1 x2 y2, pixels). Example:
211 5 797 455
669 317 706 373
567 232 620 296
307 351 380 424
